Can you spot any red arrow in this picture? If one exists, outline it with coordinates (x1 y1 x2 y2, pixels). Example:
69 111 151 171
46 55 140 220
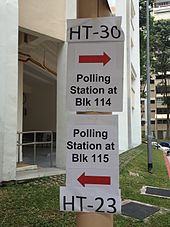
77 172 111 187
79 52 111 66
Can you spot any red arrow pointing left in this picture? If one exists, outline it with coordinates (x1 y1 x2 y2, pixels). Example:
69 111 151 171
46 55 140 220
77 172 111 187
79 52 111 66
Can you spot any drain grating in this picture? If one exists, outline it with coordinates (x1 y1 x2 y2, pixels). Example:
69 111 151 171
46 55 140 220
146 186 170 198
141 186 170 199
122 201 160 220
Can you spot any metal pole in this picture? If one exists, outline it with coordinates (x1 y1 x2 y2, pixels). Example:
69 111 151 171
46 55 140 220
77 213 113 227
97 0 99 17
18 133 21 164
50 132 53 167
146 0 152 173
34 132 36 165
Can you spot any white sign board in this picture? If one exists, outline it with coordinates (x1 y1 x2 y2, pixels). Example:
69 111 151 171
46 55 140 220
61 16 124 214
66 16 124 112
60 115 120 213
60 187 121 213
67 17 124 43
65 115 119 190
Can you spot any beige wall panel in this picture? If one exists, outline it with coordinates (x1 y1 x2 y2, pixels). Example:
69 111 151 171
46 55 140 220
77 0 111 18
151 125 156 131
151 112 156 118
19 0 66 40
157 124 167 130
151 104 156 110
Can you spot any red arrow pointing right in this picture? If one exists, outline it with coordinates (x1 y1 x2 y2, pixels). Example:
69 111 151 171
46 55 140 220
77 172 111 187
79 52 111 66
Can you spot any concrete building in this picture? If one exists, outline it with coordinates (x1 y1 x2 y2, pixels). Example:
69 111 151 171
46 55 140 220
141 78 156 139
154 1 170 139
0 0 141 182
153 0 170 20
141 0 170 140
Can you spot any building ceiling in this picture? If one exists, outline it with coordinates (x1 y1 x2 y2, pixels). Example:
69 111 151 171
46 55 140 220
19 30 61 79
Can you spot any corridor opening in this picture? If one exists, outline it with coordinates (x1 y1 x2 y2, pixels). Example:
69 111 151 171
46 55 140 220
17 30 59 169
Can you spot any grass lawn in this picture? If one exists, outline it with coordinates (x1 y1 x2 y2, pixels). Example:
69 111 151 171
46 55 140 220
0 144 169 227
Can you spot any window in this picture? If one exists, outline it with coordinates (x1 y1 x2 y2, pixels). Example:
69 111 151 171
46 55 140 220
141 120 145 126
156 97 163 103
158 131 163 139
156 86 170 93
155 1 170 8
157 119 167 124
157 108 167 114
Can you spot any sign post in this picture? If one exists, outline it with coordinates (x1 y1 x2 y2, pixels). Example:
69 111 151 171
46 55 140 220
76 212 113 227
60 16 124 227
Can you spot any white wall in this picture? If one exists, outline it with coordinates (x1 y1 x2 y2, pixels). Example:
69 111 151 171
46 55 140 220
153 7 170 20
0 0 18 182
17 62 23 162
56 43 68 168
116 0 129 152
116 0 141 152
131 0 141 147
56 0 77 168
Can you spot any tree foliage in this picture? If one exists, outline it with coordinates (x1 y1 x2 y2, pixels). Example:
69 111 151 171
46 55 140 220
152 20 170 77
140 0 170 139
152 19 170 139
139 0 154 97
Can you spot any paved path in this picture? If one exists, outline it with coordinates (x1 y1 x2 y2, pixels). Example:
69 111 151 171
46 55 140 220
16 167 66 181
